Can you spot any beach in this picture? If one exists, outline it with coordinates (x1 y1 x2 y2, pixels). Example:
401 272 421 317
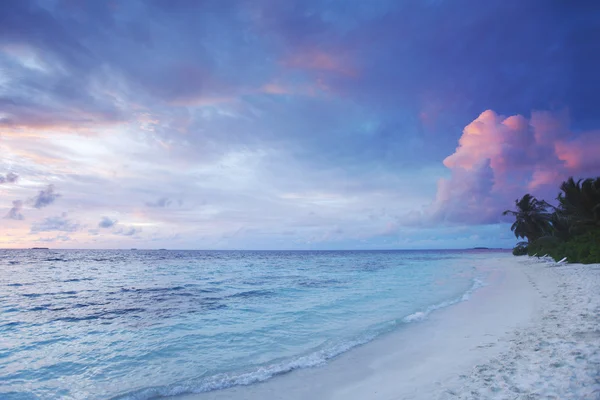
3 251 599 399
1 250 499 399
179 256 600 400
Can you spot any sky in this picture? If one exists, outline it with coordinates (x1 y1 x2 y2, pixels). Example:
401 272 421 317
1 0 599 250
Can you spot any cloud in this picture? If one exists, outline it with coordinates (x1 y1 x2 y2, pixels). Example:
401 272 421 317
554 131 600 175
31 184 60 209
281 48 358 77
5 200 24 220
113 226 141 236
0 0 597 174
30 213 80 233
95 217 141 236
145 197 172 208
1 0 599 251
0 172 19 184
98 216 117 228
0 1 127 131
35 235 71 243
429 109 600 224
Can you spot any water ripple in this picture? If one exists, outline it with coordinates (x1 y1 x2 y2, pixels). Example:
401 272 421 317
0 249 504 399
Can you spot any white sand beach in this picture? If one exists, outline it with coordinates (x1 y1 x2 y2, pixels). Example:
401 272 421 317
179 256 600 400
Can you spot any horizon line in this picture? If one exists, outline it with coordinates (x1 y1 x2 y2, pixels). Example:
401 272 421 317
0 247 510 251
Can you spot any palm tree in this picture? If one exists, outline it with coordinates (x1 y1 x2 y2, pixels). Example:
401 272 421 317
548 212 571 241
557 177 600 233
503 194 553 242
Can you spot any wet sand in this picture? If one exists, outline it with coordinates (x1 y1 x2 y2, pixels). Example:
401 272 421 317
179 256 599 399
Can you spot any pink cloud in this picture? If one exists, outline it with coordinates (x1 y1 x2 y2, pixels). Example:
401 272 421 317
259 79 331 97
281 48 358 77
529 168 563 190
430 109 600 224
261 83 290 95
555 130 600 173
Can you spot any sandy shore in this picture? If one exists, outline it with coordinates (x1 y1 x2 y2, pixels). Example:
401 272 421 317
178 256 600 400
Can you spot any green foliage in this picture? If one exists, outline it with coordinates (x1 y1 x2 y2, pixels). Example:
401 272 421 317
527 230 600 264
527 236 562 256
564 230 600 264
526 236 563 259
558 177 600 233
512 242 528 256
503 194 553 242
503 176 600 264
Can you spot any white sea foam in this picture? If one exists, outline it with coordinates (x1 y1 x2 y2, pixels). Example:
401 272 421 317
114 277 488 400
147 257 600 400
402 278 485 323
4 249 498 400
113 335 378 400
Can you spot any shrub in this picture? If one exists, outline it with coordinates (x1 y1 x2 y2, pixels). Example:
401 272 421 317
512 242 528 256
527 229 600 264
561 229 600 264
527 236 563 258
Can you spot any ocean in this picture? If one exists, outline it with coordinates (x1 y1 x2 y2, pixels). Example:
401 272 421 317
0 249 507 399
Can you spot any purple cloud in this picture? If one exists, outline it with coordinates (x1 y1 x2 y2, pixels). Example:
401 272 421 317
0 0 599 250
5 200 24 220
145 197 172 208
113 226 141 236
98 216 118 228
0 172 19 184
35 235 71 243
30 213 80 233
31 185 60 209
429 109 600 224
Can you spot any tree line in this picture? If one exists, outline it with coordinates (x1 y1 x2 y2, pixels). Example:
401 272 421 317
503 177 600 264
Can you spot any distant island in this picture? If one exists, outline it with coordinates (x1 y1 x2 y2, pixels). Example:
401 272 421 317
472 247 490 250
31 247 50 250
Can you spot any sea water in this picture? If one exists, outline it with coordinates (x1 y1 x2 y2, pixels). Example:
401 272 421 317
0 249 507 399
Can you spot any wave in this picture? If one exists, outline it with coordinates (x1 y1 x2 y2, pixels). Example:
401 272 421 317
22 290 78 298
402 278 485 322
226 289 275 299
111 336 377 400
63 278 94 283
110 277 486 400
51 307 146 323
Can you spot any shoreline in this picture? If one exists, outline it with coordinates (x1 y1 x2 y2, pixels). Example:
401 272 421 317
176 256 600 400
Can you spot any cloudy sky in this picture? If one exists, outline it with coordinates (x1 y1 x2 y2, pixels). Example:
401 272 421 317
1 0 599 249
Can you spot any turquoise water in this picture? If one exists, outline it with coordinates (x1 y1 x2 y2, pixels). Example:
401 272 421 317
0 249 507 399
